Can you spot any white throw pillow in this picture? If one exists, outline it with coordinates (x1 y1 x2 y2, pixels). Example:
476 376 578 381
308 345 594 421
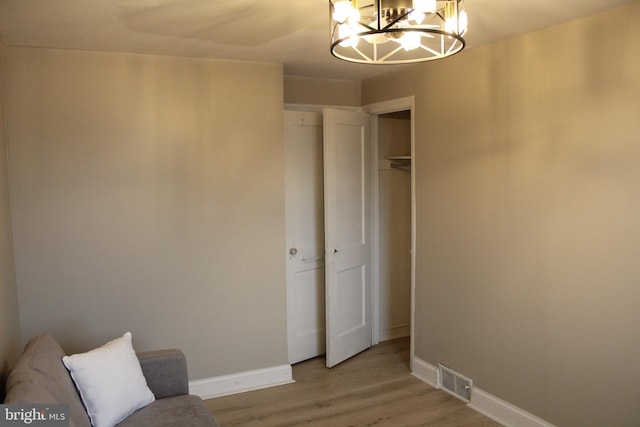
62 332 155 427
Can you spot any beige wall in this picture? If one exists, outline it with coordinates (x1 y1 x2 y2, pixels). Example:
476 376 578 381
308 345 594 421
284 75 360 106
364 3 640 427
0 42 21 401
5 47 288 380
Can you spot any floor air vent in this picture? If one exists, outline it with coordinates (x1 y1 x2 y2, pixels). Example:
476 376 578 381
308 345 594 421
437 364 473 402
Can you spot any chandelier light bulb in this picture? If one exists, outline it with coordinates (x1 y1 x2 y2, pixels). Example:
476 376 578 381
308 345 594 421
338 23 360 47
459 10 468 34
409 10 426 24
444 17 455 33
412 0 436 14
333 1 354 23
400 32 421 51
444 0 466 34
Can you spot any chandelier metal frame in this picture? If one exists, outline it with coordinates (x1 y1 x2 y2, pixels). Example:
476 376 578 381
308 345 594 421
329 0 467 64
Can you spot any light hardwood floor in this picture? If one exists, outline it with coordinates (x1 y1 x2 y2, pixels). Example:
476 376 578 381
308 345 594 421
205 338 503 426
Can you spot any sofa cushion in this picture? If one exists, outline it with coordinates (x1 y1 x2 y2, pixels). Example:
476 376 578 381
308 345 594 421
116 395 218 427
4 334 91 427
62 332 155 427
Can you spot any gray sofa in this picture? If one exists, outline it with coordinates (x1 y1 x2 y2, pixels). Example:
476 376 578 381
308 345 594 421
4 334 218 427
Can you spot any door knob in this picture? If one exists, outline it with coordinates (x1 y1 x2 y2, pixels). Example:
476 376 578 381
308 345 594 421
289 248 298 256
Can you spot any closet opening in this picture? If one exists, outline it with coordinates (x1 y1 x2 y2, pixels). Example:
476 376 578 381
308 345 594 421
373 109 413 368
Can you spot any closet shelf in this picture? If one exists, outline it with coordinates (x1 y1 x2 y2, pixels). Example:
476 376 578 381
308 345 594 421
385 156 411 169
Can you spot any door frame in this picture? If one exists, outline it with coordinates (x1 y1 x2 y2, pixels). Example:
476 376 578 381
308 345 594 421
362 96 416 370
284 99 416 370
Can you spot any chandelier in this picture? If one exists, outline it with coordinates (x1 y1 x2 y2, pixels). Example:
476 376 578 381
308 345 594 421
329 0 468 64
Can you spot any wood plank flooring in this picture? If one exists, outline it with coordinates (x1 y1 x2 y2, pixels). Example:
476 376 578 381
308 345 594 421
205 338 503 426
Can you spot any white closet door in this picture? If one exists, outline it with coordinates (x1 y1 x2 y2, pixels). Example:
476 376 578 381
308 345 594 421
285 110 326 364
323 108 373 368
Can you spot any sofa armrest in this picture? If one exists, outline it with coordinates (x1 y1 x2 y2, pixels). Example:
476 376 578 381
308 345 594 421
137 349 190 399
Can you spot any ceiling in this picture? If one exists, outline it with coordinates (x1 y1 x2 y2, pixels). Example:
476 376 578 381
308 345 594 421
0 0 635 81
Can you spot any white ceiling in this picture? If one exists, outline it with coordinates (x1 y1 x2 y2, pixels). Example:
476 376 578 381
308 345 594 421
0 0 635 81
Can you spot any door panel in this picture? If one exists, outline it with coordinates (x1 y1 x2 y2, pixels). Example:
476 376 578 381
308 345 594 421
336 265 366 335
295 268 325 334
324 108 372 368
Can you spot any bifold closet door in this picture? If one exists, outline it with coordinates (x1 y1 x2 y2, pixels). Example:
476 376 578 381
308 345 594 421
285 110 326 364
323 108 373 368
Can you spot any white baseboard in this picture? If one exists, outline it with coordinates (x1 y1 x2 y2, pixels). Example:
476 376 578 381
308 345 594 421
412 356 555 427
189 364 294 400
468 388 556 427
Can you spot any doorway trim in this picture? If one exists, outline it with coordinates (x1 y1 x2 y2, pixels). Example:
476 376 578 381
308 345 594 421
362 96 416 370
